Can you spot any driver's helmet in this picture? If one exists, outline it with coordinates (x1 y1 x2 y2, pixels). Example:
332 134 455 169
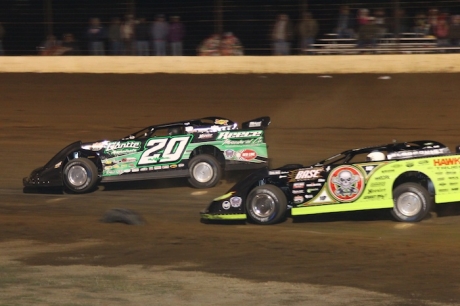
168 127 182 136
366 151 386 162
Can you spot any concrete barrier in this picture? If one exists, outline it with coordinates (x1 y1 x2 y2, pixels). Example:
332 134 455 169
0 55 459 73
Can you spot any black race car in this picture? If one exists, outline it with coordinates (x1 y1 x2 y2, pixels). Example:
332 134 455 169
23 116 270 193
201 140 460 225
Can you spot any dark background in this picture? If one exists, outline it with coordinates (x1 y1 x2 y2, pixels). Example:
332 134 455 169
0 0 458 55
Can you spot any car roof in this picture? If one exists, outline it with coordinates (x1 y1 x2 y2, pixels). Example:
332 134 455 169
150 116 235 130
341 140 447 155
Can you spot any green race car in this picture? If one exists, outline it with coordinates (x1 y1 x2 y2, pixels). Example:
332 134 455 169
201 140 460 224
23 116 270 193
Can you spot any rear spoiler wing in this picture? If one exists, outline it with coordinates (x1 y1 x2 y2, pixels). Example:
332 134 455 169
242 116 270 129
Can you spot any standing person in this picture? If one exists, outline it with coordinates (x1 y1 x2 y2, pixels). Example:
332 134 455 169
169 16 185 55
135 17 150 56
121 14 135 55
108 17 123 55
86 18 106 55
336 6 355 39
0 22 5 55
297 12 318 54
59 33 80 55
151 14 169 56
271 14 293 55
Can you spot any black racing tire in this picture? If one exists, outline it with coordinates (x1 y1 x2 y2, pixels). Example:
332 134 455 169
188 154 222 189
101 208 144 225
392 183 433 222
246 184 287 225
63 158 99 194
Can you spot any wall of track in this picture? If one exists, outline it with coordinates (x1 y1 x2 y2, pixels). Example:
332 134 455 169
0 55 459 74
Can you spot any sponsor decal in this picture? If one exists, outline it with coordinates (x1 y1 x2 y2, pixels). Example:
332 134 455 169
249 121 262 127
446 171 457 175
439 183 447 186
434 157 460 167
238 149 257 161
198 133 214 139
450 182 458 186
121 157 136 163
230 197 242 208
140 167 148 172
293 196 304 204
225 150 236 159
154 166 162 170
418 160 429 165
448 176 459 180
406 162 414 168
292 190 305 194
318 178 325 182
370 182 386 187
382 169 395 173
217 131 263 140
368 188 386 193
215 119 229 125
292 182 305 189
170 164 178 169
328 165 365 202
269 170 281 175
306 183 321 187
161 165 169 169
105 141 141 156
306 188 319 193
222 201 231 210
435 172 443 175
131 168 139 173
304 194 313 199
364 195 385 200
438 178 445 181
291 168 323 181
388 148 447 159
439 189 449 192
375 175 390 180
452 188 459 191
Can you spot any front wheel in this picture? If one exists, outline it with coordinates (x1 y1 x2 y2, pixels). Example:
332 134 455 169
188 154 222 188
246 184 287 225
63 158 99 193
392 183 432 222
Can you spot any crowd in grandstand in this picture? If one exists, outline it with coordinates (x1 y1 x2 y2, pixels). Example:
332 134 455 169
1 6 460 56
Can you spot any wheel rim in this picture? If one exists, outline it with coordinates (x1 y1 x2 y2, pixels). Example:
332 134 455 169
396 191 422 217
193 162 213 183
250 194 276 218
67 165 88 187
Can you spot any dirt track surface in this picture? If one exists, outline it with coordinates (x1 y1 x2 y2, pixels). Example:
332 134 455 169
1 73 460 305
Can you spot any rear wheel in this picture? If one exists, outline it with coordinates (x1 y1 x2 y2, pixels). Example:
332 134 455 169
63 158 98 193
246 184 287 225
188 154 222 188
392 183 432 222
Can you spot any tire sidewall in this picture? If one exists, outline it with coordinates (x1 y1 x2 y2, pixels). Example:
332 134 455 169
392 184 430 222
63 159 96 193
188 155 221 188
246 185 286 224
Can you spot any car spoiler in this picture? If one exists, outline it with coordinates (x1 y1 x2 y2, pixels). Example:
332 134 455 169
242 116 270 129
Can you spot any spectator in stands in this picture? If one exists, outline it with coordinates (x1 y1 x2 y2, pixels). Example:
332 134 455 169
220 32 243 55
357 17 379 49
297 12 319 54
0 22 5 55
121 14 135 55
108 17 123 55
449 15 460 49
388 8 409 37
86 18 106 55
197 34 221 56
169 16 185 56
151 14 169 56
336 5 355 39
271 14 293 55
413 13 429 36
427 8 440 36
435 14 450 47
135 17 150 56
374 8 388 38
38 34 61 55
356 8 370 28
59 33 80 55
